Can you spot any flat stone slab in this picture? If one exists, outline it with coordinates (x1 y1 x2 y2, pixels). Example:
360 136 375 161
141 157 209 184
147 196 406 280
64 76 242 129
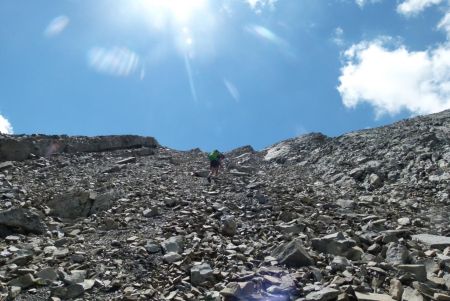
412 234 450 250
355 292 395 301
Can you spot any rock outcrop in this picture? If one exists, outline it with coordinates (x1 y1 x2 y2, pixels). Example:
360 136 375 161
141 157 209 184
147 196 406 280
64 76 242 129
0 134 158 161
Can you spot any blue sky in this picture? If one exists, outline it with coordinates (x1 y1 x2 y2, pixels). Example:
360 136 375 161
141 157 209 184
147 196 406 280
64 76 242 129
1 0 450 151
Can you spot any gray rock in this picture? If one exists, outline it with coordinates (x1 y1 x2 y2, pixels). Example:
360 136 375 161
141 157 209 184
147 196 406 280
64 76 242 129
412 234 450 250
53 248 69 259
163 252 182 263
331 256 351 271
0 208 45 235
355 292 395 301
305 287 340 301
145 242 161 254
115 157 136 164
63 270 87 284
221 215 237 236
36 268 59 282
397 265 427 282
367 173 383 189
161 236 184 254
52 283 85 299
279 223 306 235
48 189 116 219
401 287 424 301
271 239 314 268
8 286 21 299
8 273 35 289
0 135 158 161
386 243 410 265
220 282 256 299
397 217 411 226
434 293 450 301
336 199 356 209
311 232 356 258
164 198 177 207
143 206 160 217
390 279 403 301
191 263 214 286
0 161 13 171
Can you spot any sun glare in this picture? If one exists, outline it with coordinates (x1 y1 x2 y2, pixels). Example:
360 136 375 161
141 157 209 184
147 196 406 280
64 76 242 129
139 0 207 25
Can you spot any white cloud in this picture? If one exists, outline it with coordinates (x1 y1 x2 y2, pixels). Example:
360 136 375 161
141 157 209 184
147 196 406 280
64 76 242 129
224 79 240 102
438 12 450 37
44 15 70 37
246 0 278 13
355 0 382 8
397 0 444 16
87 47 140 77
333 27 345 46
0 115 13 134
337 39 450 117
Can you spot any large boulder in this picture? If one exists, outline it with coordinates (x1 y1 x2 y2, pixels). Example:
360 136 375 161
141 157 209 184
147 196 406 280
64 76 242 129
48 189 117 219
0 208 45 236
386 243 410 265
221 215 237 236
306 288 340 301
311 232 357 258
412 234 450 250
190 263 214 286
271 239 314 268
161 236 184 254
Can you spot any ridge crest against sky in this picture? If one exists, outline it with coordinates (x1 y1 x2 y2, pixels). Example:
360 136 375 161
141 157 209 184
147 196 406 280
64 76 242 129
1 0 450 150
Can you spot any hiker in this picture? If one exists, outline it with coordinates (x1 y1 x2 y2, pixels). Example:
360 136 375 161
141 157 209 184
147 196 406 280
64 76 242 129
208 149 225 183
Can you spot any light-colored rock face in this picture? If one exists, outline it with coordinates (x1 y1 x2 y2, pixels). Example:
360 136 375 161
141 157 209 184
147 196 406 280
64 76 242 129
264 143 291 162
0 135 158 161
412 234 450 250
1 110 450 300
271 239 314 268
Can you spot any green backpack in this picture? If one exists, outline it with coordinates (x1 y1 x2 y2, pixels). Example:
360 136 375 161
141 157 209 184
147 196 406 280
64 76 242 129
208 150 220 161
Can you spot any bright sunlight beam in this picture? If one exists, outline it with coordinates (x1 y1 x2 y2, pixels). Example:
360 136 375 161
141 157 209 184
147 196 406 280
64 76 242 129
138 0 207 25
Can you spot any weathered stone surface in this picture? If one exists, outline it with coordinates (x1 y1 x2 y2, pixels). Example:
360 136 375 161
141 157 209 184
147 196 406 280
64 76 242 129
161 236 184 254
36 268 59 282
115 157 136 165
0 161 13 171
190 263 214 286
356 292 395 301
401 287 424 301
306 287 340 301
52 283 85 299
0 208 45 235
434 293 450 301
311 232 356 257
412 234 450 250
0 135 158 161
221 215 237 236
48 189 117 219
220 282 255 299
390 279 404 300
8 273 35 289
397 265 427 282
271 239 314 268
386 243 410 265
163 252 182 263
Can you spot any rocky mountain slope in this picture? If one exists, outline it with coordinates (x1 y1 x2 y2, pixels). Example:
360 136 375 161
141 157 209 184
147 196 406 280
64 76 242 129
0 111 450 301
